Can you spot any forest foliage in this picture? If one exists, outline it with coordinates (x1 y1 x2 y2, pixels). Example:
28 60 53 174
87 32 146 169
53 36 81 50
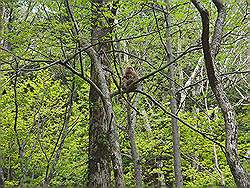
0 0 249 187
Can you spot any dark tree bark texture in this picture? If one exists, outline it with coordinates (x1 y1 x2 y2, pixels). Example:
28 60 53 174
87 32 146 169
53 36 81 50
88 0 125 187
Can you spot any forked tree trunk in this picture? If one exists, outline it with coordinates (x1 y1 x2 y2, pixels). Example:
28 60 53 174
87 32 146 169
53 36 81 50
191 0 249 187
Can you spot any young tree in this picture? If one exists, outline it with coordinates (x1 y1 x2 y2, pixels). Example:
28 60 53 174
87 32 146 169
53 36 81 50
163 1 183 186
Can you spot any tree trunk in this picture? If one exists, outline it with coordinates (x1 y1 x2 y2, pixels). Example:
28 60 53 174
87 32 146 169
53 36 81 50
164 1 183 187
88 52 125 188
191 1 249 187
88 1 125 187
126 94 143 188
88 80 112 187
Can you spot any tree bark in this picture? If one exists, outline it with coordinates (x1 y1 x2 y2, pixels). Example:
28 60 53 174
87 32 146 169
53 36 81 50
88 77 112 188
88 1 125 187
191 0 249 187
126 94 143 188
164 1 183 187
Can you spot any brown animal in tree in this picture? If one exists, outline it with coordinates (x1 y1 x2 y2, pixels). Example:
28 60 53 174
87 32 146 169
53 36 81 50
122 66 139 92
